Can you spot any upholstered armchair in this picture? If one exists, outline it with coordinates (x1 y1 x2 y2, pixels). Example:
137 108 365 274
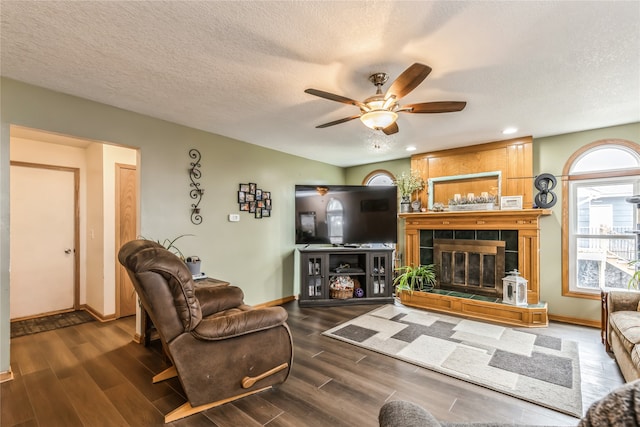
118 239 294 423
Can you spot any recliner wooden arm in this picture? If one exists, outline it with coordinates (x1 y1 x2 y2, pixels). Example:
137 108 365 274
241 362 289 388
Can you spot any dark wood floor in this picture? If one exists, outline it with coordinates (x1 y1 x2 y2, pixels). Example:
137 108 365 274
2 300 625 426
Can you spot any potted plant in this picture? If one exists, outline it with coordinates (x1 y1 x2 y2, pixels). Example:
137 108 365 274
394 264 437 293
394 171 425 213
139 234 193 260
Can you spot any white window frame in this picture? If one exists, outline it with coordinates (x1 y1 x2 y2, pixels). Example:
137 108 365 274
567 177 638 295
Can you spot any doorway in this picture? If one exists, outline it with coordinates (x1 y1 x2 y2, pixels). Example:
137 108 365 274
9 126 139 320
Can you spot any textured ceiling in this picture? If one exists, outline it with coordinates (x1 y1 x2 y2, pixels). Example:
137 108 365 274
1 1 639 167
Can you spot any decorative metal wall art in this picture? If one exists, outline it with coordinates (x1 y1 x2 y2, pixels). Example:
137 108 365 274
533 173 558 208
238 182 272 219
189 149 204 224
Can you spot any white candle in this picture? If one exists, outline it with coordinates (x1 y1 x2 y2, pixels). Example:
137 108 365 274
454 194 461 201
481 192 488 198
467 193 475 200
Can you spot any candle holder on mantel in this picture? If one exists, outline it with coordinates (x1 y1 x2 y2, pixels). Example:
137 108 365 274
189 149 204 225
448 192 497 211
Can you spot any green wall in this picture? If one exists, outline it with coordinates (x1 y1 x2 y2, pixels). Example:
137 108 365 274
0 78 345 374
534 123 640 322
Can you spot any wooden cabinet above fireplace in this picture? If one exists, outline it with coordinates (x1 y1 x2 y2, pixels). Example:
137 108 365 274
399 209 552 305
410 136 534 211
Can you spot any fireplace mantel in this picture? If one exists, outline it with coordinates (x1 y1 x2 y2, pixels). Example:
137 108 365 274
399 209 552 305
400 209 552 230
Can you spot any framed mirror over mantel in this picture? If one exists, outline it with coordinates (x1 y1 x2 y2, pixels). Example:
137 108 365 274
410 136 534 211
427 170 502 210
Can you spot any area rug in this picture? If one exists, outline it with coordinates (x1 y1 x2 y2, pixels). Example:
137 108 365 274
323 305 583 417
11 310 96 338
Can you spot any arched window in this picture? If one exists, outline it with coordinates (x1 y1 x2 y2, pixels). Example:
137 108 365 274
326 198 344 244
562 140 640 298
363 169 395 186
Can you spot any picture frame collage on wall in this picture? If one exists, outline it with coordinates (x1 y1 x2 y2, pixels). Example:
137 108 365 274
238 183 272 218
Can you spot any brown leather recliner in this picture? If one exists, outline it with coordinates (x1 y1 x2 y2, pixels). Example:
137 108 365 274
118 239 294 423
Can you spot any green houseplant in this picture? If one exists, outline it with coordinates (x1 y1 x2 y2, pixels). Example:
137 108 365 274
139 234 193 260
394 264 437 293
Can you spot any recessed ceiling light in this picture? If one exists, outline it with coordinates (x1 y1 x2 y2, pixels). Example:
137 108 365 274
406 146 417 152
503 127 518 135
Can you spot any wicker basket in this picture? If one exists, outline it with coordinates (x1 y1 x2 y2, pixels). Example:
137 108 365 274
330 276 354 299
330 287 354 299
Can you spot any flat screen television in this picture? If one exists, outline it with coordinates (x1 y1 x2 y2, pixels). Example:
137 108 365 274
295 184 398 245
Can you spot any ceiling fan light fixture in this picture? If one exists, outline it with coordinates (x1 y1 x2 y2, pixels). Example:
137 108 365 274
360 110 398 130
305 63 465 135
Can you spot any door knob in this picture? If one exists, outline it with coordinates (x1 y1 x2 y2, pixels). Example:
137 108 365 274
65 248 73 254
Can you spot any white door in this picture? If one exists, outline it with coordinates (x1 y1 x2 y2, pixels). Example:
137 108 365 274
10 164 76 319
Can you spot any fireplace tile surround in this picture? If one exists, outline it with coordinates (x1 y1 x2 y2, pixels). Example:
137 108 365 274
399 209 552 327
419 229 519 270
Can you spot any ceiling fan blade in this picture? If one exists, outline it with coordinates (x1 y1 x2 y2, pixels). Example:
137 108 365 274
316 115 361 128
385 63 432 100
402 101 467 113
305 89 365 108
382 122 399 135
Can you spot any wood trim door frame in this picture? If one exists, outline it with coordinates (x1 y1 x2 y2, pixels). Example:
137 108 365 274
115 162 138 318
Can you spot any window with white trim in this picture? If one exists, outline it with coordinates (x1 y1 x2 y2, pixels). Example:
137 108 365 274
565 143 640 295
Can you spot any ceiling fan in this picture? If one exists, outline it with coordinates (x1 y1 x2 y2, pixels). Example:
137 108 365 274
304 63 466 135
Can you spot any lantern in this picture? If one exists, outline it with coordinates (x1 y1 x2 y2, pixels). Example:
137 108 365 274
502 269 528 306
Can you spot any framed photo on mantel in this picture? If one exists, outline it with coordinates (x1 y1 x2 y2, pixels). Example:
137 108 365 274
500 195 523 210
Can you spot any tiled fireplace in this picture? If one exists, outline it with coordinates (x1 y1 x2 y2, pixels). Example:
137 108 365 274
399 209 552 327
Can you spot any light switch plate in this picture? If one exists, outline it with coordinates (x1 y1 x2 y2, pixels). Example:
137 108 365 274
228 214 240 222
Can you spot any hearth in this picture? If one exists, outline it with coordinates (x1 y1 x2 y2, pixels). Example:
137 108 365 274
434 238 505 297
